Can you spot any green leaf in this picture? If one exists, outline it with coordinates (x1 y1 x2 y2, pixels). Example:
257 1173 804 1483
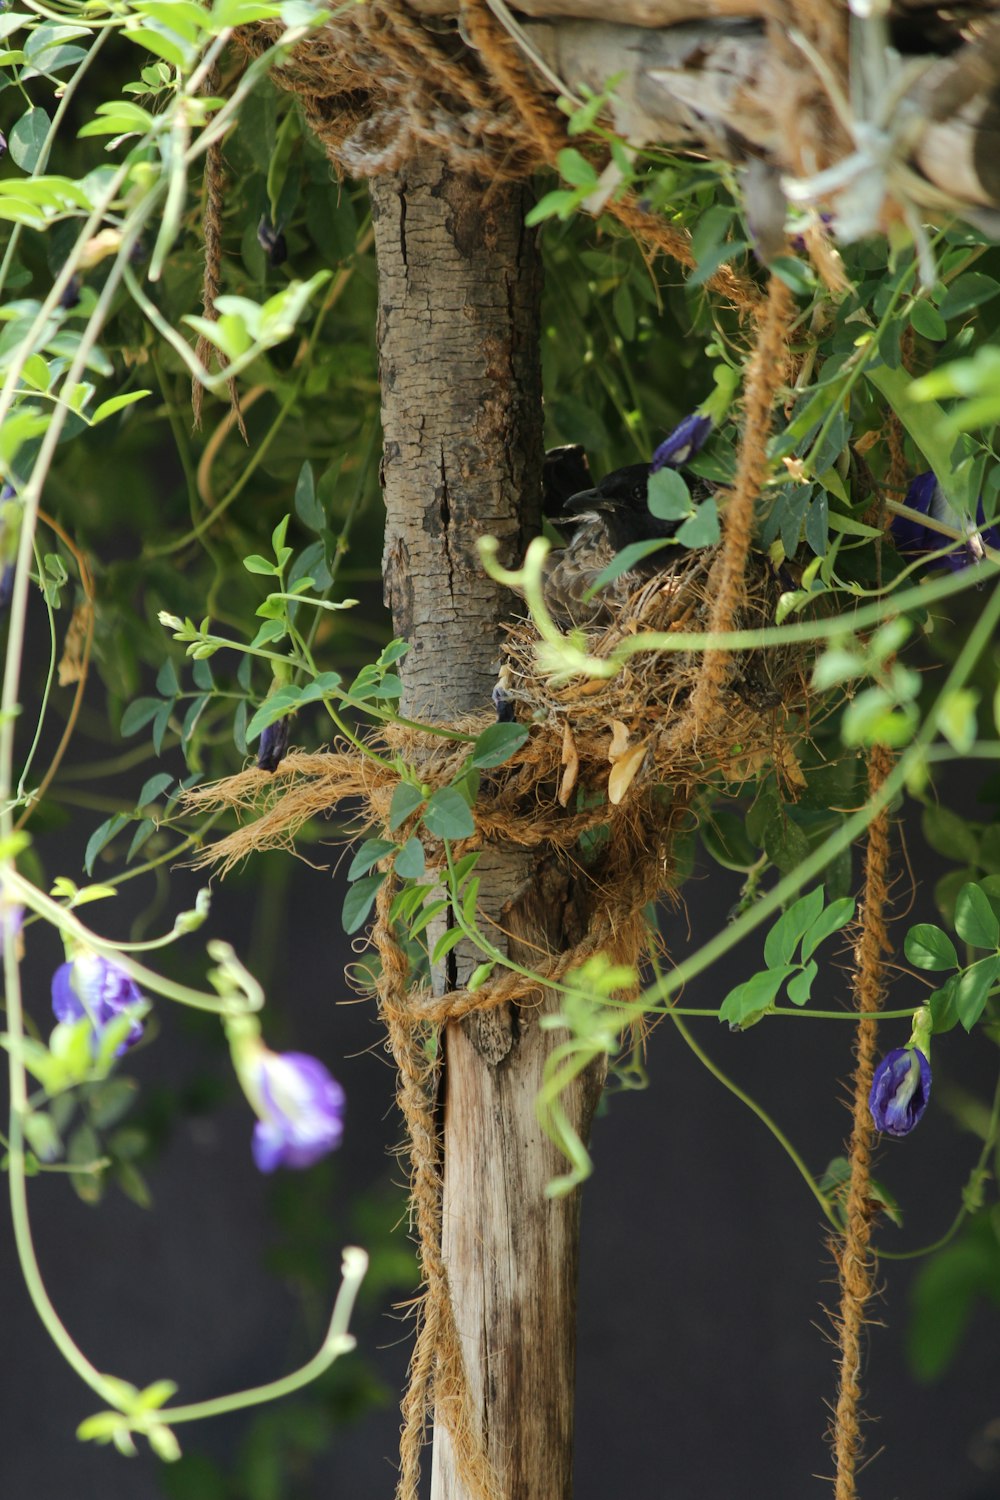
243 553 276 575
841 689 918 748
955 883 1000 950
720 966 796 1029
233 699 248 755
244 689 297 743
294 460 324 532
524 188 584 227
556 147 598 189
908 1224 1000 1380
762 813 811 875
9 107 50 171
394 835 426 880
347 838 395 880
909 299 947 340
84 814 130 875
120 697 164 737
929 977 961 1034
769 255 816 296
805 487 829 556
127 822 156 870
955 955 1000 1031
136 772 173 809
408 897 449 939
91 390 151 424
149 699 170 756
612 281 635 341
937 273 1000 321
923 804 983 864
378 638 410 667
586 537 672 594
812 648 865 691
461 876 481 925
87 1079 138 1130
423 787 475 841
800 897 856 960
786 959 818 1007
675 498 720 548
935 867 978 926
342 873 385 935
764 888 824 969
146 1424 181 1463
431 925 465 965
905 924 959 971
938 688 979 754
470 722 529 768
156 657 180 698
646 468 691 521
388 783 425 831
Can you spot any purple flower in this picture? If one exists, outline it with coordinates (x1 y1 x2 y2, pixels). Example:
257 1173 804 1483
650 413 713 473
892 473 1000 571
51 951 145 1055
249 1049 345 1171
257 215 288 268
869 1046 931 1137
57 273 82 311
0 900 22 954
0 483 17 611
256 715 290 773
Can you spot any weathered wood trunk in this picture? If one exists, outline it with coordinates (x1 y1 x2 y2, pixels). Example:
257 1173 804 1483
371 153 604 1499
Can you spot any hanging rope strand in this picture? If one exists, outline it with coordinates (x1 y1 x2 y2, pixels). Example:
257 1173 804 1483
831 742 894 1498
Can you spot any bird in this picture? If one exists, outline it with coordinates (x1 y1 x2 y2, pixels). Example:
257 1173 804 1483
540 413 714 628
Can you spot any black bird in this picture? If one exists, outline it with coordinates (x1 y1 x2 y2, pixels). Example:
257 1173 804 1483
542 463 678 627
540 414 713 628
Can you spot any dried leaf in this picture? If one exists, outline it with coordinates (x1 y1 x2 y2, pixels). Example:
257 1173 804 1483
558 720 579 807
57 603 92 686
608 740 648 804
608 719 630 761
775 737 808 789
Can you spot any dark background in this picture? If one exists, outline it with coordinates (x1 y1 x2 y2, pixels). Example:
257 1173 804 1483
3 777 1000 1500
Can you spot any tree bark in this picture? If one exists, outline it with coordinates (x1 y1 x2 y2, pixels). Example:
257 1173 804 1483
371 153 603 1499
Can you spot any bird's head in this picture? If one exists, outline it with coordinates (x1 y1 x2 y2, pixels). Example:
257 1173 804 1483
561 463 652 521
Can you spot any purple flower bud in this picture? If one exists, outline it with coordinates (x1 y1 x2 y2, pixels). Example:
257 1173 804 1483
51 951 145 1055
257 216 287 268
248 1049 345 1171
869 1046 931 1137
57 273 82 311
256 715 290 773
0 131 6 160
0 483 18 611
0 899 22 954
650 413 713 473
892 473 1000 571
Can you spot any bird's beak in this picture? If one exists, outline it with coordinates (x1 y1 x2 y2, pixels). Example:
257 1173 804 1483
562 487 603 516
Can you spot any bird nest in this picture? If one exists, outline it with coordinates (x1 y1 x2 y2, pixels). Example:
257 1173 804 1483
186 543 808 877
497 545 808 810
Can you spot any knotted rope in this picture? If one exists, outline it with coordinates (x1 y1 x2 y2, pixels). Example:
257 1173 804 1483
232 0 763 315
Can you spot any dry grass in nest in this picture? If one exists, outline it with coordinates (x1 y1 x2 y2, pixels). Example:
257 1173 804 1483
499 545 809 802
185 547 810 877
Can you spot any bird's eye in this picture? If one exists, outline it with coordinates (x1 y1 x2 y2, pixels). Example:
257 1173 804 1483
632 485 644 502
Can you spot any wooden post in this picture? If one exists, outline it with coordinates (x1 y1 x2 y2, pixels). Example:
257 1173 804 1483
370 152 604 1499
